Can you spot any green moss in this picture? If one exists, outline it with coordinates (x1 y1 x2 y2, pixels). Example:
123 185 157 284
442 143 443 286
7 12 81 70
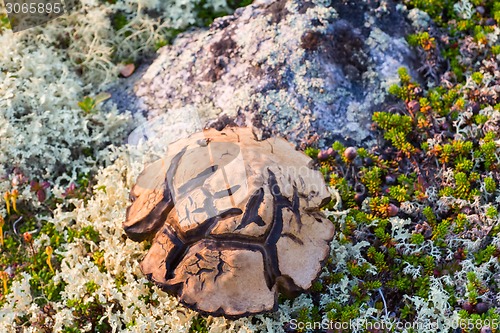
486 206 498 219
189 316 209 333
195 0 252 26
361 167 383 196
0 14 10 31
455 156 473 172
77 93 110 115
389 185 410 202
294 306 321 332
405 0 456 24
454 172 470 199
92 251 107 272
407 31 436 50
484 177 496 193
304 146 319 158
326 302 360 322
453 213 468 233
474 114 489 125
475 244 497 265
480 140 497 170
372 111 417 155
422 207 436 225
67 225 101 244
306 0 500 326
471 72 484 85
4 0 500 328
432 219 451 244
112 12 129 31
65 297 111 332
411 233 425 245
373 112 413 134
367 246 388 272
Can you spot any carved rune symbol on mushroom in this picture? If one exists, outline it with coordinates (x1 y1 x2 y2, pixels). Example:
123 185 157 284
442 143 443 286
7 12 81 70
123 127 335 317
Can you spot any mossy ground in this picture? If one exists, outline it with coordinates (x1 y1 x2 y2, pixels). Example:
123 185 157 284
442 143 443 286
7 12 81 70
1 0 500 332
300 1 500 331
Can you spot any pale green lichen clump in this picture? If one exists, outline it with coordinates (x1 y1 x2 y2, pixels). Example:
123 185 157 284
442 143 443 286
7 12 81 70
0 0 308 331
2 0 500 332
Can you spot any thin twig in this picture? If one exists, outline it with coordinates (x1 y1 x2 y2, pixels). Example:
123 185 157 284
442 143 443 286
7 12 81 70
378 288 389 318
12 216 23 236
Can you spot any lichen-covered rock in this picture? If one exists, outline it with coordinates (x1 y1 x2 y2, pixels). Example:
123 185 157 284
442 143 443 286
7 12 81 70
123 127 334 317
131 0 417 147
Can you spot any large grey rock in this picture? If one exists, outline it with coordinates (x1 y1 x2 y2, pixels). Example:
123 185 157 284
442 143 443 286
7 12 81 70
126 0 418 147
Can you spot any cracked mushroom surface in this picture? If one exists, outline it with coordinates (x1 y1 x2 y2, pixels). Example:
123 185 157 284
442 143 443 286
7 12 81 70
123 127 334 317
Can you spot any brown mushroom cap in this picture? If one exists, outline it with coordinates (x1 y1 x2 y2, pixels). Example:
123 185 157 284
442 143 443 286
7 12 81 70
124 127 334 317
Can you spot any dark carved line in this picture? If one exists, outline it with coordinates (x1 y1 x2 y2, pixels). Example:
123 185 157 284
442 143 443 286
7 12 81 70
158 165 303 294
194 268 213 275
124 161 177 242
219 208 244 219
235 188 266 230
162 223 188 280
213 185 241 199
263 169 283 289
177 164 218 196
180 187 218 239
282 232 304 245
163 207 243 280
291 186 303 232
214 254 225 283
166 146 187 193
209 231 266 243
261 169 302 291
203 239 273 287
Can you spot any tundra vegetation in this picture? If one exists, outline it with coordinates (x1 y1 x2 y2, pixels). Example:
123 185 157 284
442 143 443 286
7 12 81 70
0 0 500 332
